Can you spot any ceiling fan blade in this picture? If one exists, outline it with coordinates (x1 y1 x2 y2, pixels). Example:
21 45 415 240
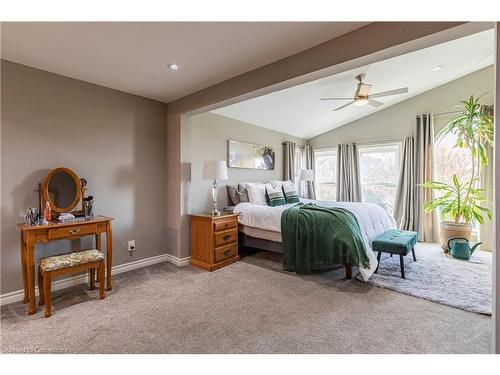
333 101 355 111
370 87 408 98
368 99 384 108
320 97 355 101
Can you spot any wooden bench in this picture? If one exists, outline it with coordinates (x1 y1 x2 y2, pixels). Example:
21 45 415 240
38 249 105 317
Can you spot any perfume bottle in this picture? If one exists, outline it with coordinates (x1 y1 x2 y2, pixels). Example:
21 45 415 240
44 201 52 221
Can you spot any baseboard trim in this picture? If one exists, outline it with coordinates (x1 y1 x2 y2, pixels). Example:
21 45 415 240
0 253 191 306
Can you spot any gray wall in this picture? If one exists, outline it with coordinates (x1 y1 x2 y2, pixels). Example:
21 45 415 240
308 66 494 146
180 112 304 257
1 60 168 295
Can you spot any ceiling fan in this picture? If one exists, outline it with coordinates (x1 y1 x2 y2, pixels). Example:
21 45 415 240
320 73 409 111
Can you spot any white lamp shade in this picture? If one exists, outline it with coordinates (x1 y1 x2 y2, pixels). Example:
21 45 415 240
203 160 228 180
299 169 314 181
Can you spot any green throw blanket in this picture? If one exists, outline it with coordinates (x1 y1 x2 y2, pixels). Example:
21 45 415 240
281 203 369 274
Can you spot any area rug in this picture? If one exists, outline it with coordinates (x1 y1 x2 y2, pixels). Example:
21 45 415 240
358 250 492 315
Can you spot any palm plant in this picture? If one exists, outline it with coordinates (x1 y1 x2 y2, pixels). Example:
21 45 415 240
424 95 494 225
423 175 491 225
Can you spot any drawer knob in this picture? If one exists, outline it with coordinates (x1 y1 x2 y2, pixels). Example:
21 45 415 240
69 228 80 235
223 234 231 241
223 249 231 257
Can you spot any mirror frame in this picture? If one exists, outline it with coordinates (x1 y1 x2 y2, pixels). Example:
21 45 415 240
41 167 82 214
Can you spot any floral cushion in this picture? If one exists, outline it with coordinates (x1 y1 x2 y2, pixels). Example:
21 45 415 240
39 249 104 272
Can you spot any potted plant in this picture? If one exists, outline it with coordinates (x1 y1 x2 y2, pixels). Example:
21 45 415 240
423 95 493 251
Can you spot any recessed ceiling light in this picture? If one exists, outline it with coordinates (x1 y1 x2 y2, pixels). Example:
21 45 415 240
433 65 443 72
167 63 180 71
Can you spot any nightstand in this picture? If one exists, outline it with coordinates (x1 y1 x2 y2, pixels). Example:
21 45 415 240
189 213 240 271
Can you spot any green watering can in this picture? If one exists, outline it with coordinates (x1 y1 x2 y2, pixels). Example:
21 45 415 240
448 237 482 260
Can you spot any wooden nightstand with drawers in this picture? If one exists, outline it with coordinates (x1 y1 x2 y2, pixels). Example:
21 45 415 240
189 213 240 271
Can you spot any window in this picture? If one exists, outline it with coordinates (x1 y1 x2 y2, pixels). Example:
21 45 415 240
435 132 473 190
314 148 337 200
358 143 401 215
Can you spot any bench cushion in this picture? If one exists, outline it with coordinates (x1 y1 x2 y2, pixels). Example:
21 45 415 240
39 249 104 272
372 229 418 255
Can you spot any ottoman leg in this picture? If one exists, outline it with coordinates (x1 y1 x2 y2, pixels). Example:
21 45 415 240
375 252 382 273
412 248 416 261
399 255 405 279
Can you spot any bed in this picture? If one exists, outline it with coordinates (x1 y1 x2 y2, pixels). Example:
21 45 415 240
234 199 397 281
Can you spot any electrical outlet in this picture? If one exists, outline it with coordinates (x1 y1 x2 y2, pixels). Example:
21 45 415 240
128 240 135 255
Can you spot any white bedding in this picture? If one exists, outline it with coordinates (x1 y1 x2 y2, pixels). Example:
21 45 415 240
234 199 397 281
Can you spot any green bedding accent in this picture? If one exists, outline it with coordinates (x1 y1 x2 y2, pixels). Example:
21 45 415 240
281 203 369 274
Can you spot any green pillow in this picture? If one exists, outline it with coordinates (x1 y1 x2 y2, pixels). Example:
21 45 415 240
282 181 300 203
265 183 286 206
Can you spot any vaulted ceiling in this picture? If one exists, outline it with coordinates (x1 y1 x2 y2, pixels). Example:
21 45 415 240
213 29 494 139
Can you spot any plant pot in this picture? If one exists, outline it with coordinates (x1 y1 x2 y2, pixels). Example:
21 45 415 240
439 221 472 252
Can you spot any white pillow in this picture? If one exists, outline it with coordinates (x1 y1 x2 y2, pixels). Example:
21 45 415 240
246 182 268 205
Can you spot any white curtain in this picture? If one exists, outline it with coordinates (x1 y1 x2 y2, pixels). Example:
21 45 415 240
336 142 361 202
394 137 417 231
304 145 316 200
415 114 439 242
283 141 296 182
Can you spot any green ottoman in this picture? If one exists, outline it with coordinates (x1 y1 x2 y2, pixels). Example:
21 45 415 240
372 229 418 279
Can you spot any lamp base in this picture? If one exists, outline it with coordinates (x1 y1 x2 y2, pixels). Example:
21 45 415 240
209 209 222 217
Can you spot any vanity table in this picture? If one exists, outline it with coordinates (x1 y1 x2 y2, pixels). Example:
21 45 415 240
17 167 113 315
17 216 113 315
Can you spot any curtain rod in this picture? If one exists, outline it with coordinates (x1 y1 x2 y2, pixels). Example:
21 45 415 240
313 138 404 150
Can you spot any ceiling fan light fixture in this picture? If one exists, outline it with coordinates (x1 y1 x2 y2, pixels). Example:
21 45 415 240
353 97 369 106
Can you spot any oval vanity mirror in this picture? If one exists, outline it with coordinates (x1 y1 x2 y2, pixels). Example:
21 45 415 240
42 167 82 213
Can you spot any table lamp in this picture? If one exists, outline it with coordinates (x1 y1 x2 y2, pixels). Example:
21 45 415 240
203 160 228 216
299 169 314 199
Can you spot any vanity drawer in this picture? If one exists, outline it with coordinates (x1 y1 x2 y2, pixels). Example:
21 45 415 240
213 218 237 232
48 223 97 240
214 229 237 247
215 243 238 263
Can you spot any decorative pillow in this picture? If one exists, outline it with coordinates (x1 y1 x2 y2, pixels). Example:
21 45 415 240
265 183 286 206
227 185 240 206
270 180 284 189
246 182 268 205
237 183 249 203
282 180 300 203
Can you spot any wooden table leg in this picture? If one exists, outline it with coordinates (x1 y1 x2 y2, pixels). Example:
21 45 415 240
20 234 29 303
105 221 113 291
26 233 37 315
95 233 101 283
95 233 101 251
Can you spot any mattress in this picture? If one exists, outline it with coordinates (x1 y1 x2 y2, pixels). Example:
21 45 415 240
239 224 282 243
234 199 397 280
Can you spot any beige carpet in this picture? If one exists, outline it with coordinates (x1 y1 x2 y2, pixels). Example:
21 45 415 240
1 244 492 354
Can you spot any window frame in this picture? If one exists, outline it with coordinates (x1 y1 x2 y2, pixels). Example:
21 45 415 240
357 141 402 214
314 147 338 201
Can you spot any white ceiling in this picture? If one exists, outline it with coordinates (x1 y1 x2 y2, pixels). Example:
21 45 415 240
0 22 369 103
213 29 494 139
